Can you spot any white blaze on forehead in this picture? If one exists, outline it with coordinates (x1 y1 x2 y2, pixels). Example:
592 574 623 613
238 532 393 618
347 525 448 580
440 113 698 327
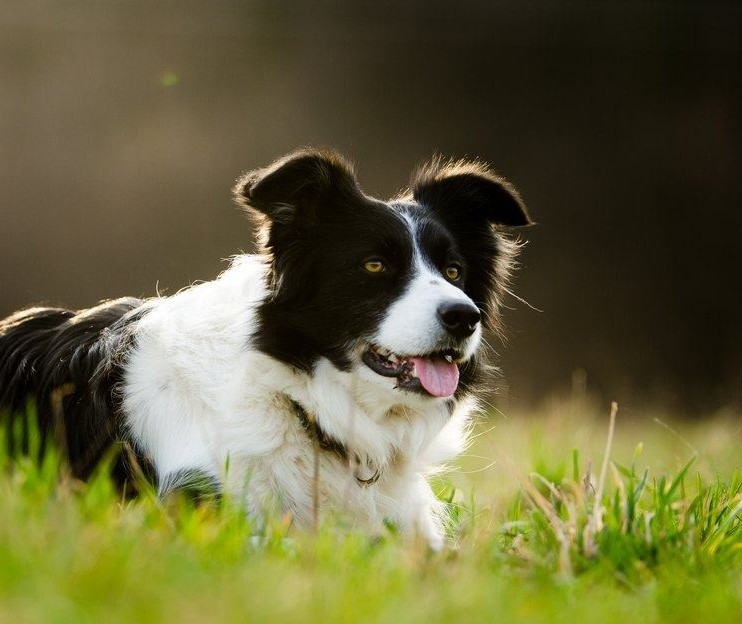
373 211 480 357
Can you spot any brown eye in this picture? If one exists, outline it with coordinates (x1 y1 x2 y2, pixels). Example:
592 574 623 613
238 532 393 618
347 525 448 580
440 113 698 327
445 265 461 281
364 259 386 273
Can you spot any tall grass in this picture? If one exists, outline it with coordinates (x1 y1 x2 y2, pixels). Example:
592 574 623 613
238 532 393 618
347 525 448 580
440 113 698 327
1 400 741 623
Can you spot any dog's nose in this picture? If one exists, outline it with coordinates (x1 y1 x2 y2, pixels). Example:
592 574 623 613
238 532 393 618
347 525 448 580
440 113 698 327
437 301 481 339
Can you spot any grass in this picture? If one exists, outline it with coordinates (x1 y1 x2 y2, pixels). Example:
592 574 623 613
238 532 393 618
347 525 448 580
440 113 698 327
1 399 741 623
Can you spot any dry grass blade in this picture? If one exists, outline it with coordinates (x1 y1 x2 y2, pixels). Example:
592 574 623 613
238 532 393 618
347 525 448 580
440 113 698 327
583 401 618 557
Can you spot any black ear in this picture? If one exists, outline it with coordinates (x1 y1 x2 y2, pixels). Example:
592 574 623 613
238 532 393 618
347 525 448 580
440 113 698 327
233 149 361 225
412 158 532 227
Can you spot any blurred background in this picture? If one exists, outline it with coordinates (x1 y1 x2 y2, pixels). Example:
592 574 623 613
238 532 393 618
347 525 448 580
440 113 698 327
0 1 739 415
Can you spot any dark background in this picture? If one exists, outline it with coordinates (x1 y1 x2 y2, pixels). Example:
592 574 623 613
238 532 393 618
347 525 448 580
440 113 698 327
1 1 740 414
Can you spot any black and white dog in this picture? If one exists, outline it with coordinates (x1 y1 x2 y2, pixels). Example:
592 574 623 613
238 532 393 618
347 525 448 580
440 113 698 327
0 149 530 548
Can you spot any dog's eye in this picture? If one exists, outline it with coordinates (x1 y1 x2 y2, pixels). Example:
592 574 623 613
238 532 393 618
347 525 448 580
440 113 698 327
445 264 462 281
363 259 386 274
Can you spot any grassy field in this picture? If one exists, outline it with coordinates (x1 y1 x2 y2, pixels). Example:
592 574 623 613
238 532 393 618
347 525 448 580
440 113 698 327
1 399 741 623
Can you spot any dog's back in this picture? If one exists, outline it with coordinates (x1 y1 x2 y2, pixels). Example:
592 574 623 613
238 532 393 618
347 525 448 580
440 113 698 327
0 298 144 478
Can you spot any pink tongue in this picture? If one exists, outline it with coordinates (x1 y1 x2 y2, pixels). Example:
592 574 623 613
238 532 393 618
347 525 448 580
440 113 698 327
410 357 460 397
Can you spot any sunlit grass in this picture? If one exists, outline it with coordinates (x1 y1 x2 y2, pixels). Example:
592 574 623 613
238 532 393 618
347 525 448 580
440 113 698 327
1 399 741 623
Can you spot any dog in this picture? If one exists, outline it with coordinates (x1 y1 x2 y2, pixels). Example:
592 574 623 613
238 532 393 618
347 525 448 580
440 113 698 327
0 149 530 548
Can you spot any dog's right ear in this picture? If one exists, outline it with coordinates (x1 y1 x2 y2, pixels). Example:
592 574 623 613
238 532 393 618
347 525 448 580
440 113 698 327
233 149 361 226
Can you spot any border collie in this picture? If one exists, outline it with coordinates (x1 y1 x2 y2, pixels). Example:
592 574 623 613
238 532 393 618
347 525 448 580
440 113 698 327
0 149 530 548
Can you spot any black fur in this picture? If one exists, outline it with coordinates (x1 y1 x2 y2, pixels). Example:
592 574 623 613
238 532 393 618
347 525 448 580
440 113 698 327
235 149 417 372
0 298 147 480
158 468 222 503
234 149 529 393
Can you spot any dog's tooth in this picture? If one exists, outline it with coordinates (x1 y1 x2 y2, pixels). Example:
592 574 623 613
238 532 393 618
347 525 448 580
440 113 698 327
444 354 454 363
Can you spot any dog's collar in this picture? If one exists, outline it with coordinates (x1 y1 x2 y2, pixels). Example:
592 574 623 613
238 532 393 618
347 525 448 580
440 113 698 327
289 398 348 460
288 398 381 486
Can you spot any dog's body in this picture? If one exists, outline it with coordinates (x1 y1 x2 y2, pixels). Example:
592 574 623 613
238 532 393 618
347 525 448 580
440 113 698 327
0 150 529 547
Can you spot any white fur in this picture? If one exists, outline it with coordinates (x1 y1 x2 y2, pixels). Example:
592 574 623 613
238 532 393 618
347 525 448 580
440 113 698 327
374 213 481 360
374 268 482 360
121 254 479 548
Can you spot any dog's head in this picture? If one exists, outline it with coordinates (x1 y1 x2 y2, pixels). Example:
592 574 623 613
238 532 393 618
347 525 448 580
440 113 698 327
234 149 530 402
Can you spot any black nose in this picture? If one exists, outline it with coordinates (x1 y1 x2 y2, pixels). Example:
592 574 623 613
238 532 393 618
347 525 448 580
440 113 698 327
437 301 481 339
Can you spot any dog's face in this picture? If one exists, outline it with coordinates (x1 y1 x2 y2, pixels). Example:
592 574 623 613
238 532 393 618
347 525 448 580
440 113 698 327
234 150 530 402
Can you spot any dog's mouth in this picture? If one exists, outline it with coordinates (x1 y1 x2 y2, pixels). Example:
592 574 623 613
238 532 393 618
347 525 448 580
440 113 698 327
361 344 462 398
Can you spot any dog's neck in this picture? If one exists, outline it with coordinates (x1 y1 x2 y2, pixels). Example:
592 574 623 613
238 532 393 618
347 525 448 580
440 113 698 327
283 357 455 475
287 397 382 486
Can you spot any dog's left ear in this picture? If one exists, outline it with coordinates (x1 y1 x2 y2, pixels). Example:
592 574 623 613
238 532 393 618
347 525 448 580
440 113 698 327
412 158 532 227
233 149 362 226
